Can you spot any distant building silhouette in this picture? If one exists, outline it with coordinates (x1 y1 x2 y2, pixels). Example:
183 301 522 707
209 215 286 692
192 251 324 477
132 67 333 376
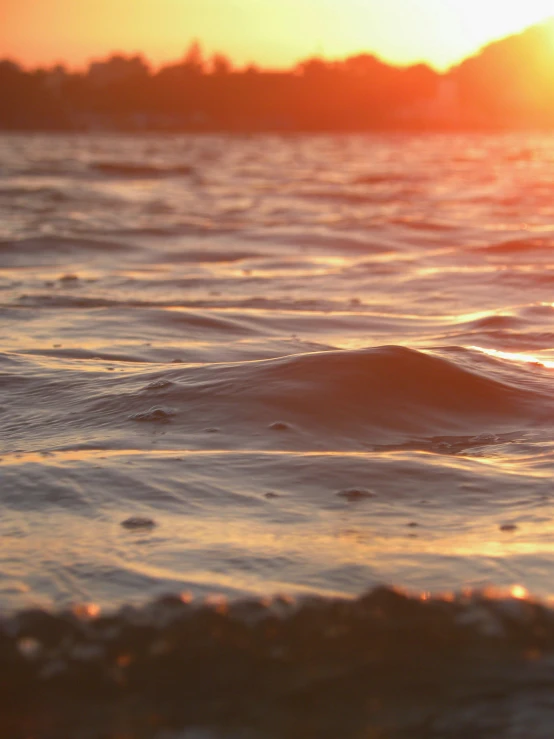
88 55 150 87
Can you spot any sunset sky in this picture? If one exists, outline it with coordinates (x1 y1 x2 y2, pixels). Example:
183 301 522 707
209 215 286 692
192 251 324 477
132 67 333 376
1 0 554 72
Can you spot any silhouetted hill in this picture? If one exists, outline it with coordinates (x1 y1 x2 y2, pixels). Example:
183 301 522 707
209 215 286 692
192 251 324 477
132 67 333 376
2 19 554 131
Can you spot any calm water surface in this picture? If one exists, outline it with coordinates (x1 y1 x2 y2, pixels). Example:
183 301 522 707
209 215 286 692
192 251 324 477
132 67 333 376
2 132 554 612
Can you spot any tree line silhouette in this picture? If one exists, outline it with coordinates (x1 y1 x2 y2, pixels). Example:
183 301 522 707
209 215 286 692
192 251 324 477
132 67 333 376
2 19 554 132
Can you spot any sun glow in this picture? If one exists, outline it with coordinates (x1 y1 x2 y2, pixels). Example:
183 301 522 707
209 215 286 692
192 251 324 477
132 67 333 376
1 0 554 71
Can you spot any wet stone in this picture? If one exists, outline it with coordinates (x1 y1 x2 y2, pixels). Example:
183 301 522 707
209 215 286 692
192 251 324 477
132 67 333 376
13 608 76 647
17 638 42 660
1 586 554 737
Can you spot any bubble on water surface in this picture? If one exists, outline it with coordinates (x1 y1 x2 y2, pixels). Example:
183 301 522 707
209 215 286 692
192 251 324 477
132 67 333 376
121 517 157 530
336 488 376 502
130 406 176 423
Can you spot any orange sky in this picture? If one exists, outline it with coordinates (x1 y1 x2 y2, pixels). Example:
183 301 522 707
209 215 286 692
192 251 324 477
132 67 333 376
1 0 554 71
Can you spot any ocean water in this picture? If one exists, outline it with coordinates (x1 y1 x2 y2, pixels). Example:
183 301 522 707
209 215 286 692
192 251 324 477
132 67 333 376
3 132 554 736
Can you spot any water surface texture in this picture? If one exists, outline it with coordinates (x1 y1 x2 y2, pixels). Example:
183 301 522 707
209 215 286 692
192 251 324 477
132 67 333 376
2 132 554 613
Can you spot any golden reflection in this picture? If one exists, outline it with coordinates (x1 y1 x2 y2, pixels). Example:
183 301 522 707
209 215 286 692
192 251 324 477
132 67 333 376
0 447 508 469
0 498 551 604
454 309 510 323
2 487 553 566
471 345 554 369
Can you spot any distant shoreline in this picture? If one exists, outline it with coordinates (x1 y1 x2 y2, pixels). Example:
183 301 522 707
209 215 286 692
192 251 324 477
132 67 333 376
4 20 554 132
0 124 550 134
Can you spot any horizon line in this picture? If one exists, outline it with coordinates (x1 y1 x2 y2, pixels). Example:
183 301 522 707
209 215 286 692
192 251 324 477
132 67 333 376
5 16 553 77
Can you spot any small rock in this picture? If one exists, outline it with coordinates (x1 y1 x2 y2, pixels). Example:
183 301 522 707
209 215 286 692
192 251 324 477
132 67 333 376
269 421 291 431
70 643 105 662
456 604 504 638
500 524 518 532
264 492 279 499
17 637 42 659
121 517 156 530
39 659 68 680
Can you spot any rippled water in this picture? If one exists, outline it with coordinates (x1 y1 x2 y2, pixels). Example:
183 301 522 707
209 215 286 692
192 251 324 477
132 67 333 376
7 132 554 737
2 131 554 617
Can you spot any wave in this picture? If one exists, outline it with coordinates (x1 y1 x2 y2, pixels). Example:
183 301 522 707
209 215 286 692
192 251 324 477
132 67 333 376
2 346 548 453
2 586 554 738
171 345 544 438
91 162 194 178
353 173 415 185
21 347 153 363
460 314 522 331
15 295 133 309
0 185 71 202
473 237 554 255
158 248 260 264
0 236 133 266
10 294 388 314
389 216 454 231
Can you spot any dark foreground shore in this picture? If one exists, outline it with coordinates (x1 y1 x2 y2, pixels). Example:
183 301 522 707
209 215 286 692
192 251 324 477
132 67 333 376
3 586 554 738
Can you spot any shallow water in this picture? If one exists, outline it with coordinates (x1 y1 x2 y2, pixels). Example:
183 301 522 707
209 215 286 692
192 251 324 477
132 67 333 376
2 131 554 617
